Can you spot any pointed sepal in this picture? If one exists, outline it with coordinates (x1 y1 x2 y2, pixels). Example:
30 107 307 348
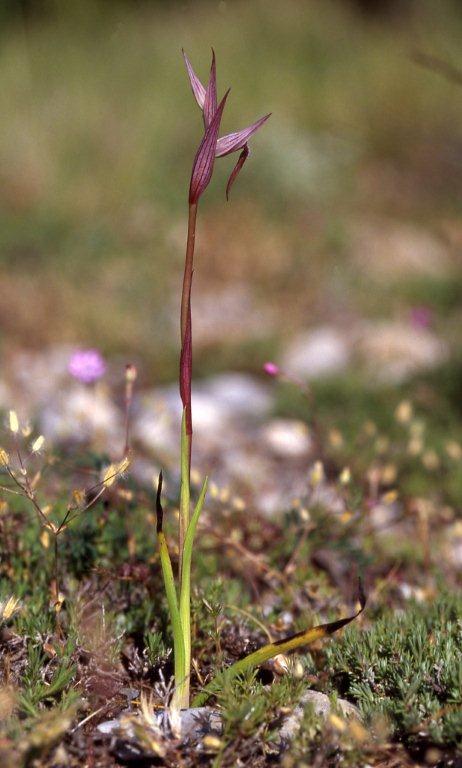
226 143 249 200
189 89 229 204
182 49 206 109
203 49 217 129
215 113 271 157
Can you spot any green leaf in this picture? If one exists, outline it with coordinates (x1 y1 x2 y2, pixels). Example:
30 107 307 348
155 472 186 708
180 475 208 706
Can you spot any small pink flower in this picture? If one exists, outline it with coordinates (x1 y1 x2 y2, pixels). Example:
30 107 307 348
263 362 280 377
68 349 106 383
410 306 432 329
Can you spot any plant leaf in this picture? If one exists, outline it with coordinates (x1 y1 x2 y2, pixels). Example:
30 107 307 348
179 475 208 709
155 472 186 706
192 582 366 706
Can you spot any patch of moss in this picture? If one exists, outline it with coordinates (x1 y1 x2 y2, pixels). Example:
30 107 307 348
326 593 462 749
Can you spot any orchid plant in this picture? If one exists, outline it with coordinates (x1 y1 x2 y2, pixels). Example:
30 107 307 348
155 51 365 711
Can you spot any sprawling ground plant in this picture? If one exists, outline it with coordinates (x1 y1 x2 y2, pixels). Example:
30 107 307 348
0 408 129 612
154 51 365 711
326 593 462 749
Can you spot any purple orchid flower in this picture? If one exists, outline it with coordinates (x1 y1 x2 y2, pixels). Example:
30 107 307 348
183 49 271 200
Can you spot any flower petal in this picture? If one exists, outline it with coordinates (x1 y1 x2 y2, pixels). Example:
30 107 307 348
226 143 249 200
182 49 206 109
203 49 217 128
216 113 271 157
189 89 230 204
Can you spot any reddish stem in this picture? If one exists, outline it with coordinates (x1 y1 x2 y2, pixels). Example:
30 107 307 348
181 203 198 349
180 202 197 454
178 202 197 573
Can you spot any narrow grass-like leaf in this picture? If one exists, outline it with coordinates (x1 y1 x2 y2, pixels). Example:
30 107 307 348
193 584 366 706
179 474 208 705
155 472 186 707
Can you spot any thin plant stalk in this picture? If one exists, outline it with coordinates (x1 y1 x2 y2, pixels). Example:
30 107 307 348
180 203 198 351
177 202 197 708
178 203 197 580
123 364 137 459
159 49 270 710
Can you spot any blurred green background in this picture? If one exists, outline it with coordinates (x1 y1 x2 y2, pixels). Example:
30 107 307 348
0 0 461 381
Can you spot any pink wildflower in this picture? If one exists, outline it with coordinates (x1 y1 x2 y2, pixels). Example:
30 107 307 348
68 349 106 384
410 306 432 329
263 362 280 377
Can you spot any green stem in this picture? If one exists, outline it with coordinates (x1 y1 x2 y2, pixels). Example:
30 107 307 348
179 411 190 584
176 186 199 713
178 203 197 586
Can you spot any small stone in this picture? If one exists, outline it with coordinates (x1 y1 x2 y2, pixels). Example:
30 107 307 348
425 747 443 765
175 707 222 740
350 220 452 281
446 522 462 571
356 321 448 383
120 687 140 702
133 391 179 460
280 690 360 741
40 384 122 446
97 706 222 746
183 284 274 347
282 327 351 380
262 419 312 457
97 717 125 735
135 374 272 461
10 345 73 407
368 500 401 531
202 373 272 419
